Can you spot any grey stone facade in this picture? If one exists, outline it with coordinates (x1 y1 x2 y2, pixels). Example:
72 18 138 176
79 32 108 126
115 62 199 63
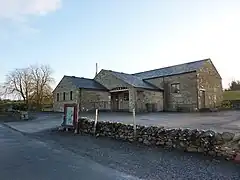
53 76 78 112
197 60 223 108
53 59 222 113
144 60 222 111
146 72 198 111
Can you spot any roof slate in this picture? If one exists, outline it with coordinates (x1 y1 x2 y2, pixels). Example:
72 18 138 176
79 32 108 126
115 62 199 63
64 76 107 90
108 70 159 90
133 59 209 79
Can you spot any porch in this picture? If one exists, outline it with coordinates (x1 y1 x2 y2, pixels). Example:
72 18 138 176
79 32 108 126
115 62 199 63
109 87 163 112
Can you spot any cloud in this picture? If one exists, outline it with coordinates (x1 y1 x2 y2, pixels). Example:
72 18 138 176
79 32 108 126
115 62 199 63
0 0 62 21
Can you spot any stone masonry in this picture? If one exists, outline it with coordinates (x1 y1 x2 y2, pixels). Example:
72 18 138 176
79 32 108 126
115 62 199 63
146 72 198 111
53 59 223 112
197 60 223 108
53 77 78 112
76 118 240 161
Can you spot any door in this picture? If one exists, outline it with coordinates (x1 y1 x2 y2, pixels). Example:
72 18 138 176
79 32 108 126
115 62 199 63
111 93 119 111
199 90 206 109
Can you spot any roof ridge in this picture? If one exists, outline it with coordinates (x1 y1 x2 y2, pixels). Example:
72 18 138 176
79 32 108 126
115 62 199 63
132 58 210 75
64 75 93 80
109 69 144 80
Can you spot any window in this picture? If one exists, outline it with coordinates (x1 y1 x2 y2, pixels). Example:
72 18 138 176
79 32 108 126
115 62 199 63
57 93 59 101
123 93 129 101
63 92 66 101
171 83 180 93
70 91 73 100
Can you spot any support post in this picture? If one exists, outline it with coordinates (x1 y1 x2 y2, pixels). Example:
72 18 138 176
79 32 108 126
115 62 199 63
74 103 79 134
93 109 98 135
133 108 136 139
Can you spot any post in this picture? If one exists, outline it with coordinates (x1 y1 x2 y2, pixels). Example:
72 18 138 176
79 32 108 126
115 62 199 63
75 103 79 134
93 109 98 135
133 108 136 139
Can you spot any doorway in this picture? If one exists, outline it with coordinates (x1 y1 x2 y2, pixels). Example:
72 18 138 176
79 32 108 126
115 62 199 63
199 90 206 109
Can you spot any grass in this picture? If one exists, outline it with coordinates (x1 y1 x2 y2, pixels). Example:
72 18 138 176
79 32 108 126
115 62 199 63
223 90 240 101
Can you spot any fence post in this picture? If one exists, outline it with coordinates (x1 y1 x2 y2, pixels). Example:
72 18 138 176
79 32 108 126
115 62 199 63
93 109 98 136
133 108 136 140
75 103 79 134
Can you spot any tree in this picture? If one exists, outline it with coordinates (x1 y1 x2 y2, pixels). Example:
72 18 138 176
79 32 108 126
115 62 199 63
30 65 54 109
227 80 240 91
3 64 54 110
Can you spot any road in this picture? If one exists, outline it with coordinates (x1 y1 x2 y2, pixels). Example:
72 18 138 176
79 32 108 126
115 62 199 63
7 110 240 134
32 130 240 180
0 124 139 180
1 112 240 180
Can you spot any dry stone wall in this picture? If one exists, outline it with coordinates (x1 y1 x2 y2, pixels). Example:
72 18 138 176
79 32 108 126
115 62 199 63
79 118 240 160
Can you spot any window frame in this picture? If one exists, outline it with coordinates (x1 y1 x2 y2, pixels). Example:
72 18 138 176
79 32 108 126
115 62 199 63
70 91 73 100
57 93 60 101
171 83 180 93
63 92 66 101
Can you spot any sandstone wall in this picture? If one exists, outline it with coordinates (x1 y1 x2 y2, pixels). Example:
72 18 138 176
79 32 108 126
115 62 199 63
53 77 78 112
79 90 110 111
136 89 163 112
197 60 223 108
146 72 198 112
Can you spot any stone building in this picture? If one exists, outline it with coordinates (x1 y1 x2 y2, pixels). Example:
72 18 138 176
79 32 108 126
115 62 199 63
53 58 223 112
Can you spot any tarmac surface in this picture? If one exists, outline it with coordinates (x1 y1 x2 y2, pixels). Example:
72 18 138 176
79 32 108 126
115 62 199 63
1 111 240 180
5 110 240 134
0 124 140 180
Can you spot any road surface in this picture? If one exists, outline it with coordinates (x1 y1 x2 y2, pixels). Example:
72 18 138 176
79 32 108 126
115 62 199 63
0 124 139 180
5 110 240 134
1 112 240 180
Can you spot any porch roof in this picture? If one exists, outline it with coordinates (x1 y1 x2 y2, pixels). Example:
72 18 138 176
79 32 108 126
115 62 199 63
108 70 162 90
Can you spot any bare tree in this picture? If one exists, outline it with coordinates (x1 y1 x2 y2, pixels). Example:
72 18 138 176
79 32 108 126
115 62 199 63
30 64 54 110
4 68 33 106
3 64 54 110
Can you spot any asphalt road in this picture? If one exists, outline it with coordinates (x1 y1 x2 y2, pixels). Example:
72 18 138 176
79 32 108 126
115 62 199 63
32 129 240 180
2 111 240 180
0 124 140 180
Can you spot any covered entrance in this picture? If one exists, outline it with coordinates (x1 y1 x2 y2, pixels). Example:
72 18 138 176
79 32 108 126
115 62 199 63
110 87 129 112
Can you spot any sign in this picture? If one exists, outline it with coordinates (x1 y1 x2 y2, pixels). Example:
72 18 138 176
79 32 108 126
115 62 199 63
65 106 74 126
63 104 78 128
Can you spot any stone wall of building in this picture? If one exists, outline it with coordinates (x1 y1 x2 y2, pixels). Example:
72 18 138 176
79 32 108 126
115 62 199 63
197 60 223 109
94 70 130 90
136 89 163 112
53 77 78 112
146 72 198 112
80 90 110 111
77 119 239 160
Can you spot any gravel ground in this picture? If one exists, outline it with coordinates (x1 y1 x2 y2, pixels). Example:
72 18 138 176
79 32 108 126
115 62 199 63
32 130 240 180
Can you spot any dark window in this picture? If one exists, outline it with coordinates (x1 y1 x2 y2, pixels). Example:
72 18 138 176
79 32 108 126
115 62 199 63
123 93 129 101
171 83 180 93
57 93 59 101
70 91 73 100
63 92 66 100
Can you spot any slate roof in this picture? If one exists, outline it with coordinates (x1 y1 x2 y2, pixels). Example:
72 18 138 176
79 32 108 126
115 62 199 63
108 70 160 90
64 76 107 90
133 59 209 79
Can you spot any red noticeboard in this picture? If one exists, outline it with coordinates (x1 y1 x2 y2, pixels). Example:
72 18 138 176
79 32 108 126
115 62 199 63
63 103 78 129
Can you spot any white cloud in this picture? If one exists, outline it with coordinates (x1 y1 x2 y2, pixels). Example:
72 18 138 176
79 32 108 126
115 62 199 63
0 0 61 21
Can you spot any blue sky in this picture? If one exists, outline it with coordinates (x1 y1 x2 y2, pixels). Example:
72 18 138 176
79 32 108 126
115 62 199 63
0 0 240 89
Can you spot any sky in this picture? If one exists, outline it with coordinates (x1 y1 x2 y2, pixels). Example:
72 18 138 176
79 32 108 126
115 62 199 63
0 0 240 89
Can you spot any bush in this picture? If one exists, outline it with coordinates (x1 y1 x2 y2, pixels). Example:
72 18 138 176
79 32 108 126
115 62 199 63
220 100 232 109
